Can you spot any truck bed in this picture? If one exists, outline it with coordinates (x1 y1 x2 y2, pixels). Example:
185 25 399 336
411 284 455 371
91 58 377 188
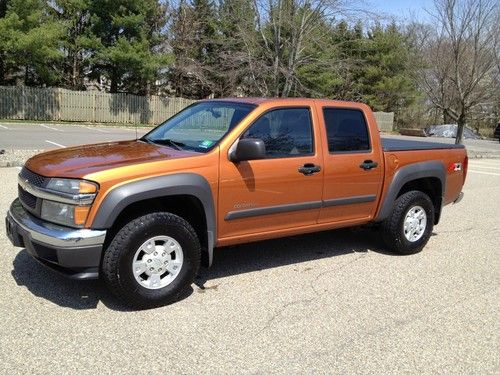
381 137 466 152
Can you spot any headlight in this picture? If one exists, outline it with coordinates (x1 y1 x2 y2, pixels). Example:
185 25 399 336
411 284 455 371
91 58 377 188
40 178 98 228
46 178 98 195
41 200 92 228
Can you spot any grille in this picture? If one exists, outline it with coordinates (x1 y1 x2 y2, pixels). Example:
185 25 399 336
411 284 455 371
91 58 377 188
18 185 37 209
19 167 48 188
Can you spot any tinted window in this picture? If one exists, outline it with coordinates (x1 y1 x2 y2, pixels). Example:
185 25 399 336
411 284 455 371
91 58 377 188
323 108 370 152
242 108 313 158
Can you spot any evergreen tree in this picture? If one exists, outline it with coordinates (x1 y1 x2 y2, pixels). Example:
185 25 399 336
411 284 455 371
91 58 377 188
50 0 92 90
215 0 257 96
297 20 364 100
87 0 170 94
0 0 8 84
169 0 218 98
358 23 417 113
0 0 64 86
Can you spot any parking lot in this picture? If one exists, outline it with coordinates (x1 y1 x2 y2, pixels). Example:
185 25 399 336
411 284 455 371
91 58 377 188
0 159 498 374
1 121 499 161
0 122 148 149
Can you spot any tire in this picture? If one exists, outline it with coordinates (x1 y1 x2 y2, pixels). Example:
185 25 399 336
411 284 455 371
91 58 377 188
102 212 201 309
381 190 434 255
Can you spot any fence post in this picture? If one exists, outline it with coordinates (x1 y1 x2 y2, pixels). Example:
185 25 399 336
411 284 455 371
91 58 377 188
21 86 26 120
92 91 96 123
148 96 154 125
57 88 62 121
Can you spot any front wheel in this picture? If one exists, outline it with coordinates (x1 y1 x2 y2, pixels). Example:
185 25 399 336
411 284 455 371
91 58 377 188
381 190 435 255
102 212 201 309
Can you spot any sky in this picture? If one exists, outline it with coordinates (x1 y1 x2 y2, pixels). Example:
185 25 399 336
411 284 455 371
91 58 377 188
369 0 436 22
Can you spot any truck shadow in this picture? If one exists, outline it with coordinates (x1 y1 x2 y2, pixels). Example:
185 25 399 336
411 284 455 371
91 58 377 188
10 251 160 311
196 226 392 288
10 226 397 311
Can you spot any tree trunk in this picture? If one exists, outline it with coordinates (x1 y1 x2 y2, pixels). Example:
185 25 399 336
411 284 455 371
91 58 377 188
72 53 78 89
0 55 5 85
110 67 118 93
443 110 453 124
455 115 466 144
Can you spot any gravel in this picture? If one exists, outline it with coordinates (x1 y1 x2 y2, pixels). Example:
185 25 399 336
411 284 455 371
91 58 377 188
0 149 43 167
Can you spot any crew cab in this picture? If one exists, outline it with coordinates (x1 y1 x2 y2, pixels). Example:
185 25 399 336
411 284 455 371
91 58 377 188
5 98 467 308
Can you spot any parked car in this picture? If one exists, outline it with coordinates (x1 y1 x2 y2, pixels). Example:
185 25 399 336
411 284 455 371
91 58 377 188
425 124 480 139
5 98 468 308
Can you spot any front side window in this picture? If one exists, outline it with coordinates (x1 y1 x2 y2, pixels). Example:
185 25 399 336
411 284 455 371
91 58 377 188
323 108 370 152
143 101 256 153
241 108 313 158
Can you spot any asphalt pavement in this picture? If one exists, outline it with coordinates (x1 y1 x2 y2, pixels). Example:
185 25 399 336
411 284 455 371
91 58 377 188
383 133 500 158
0 122 148 149
0 159 498 374
1 121 499 161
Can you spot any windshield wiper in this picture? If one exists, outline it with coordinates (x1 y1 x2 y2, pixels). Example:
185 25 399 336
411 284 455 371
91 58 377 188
142 138 185 151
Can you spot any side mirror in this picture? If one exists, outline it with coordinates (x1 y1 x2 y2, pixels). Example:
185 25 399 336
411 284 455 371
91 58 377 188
229 138 266 162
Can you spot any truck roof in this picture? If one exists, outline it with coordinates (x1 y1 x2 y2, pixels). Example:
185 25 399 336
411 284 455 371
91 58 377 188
204 97 365 107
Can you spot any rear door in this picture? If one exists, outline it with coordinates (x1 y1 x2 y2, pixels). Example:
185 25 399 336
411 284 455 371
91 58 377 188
218 106 324 239
317 106 384 223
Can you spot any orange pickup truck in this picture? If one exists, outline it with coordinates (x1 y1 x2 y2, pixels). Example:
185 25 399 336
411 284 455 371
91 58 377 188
5 98 467 308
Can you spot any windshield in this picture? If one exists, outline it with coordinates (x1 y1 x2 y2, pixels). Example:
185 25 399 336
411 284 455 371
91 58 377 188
142 101 256 153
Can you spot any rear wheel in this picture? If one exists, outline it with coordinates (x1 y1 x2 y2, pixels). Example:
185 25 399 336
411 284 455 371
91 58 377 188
102 212 201 309
381 190 434 255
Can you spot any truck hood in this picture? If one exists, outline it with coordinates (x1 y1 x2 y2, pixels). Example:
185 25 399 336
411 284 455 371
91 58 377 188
24 140 196 178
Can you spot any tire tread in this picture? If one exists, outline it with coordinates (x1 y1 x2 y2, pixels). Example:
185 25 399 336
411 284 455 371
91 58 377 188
381 190 434 255
102 212 200 309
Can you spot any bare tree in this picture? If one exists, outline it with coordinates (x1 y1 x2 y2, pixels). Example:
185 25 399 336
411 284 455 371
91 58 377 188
239 0 359 97
421 0 499 143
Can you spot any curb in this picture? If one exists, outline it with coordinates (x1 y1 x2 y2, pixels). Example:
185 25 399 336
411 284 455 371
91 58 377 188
0 149 44 168
466 152 500 159
0 160 25 168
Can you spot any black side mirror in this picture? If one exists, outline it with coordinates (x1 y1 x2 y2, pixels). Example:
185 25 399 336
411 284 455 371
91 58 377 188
229 138 266 162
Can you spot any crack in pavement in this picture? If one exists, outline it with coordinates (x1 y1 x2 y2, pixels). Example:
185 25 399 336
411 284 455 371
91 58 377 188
310 251 370 296
332 286 498 362
260 251 370 333
261 297 316 332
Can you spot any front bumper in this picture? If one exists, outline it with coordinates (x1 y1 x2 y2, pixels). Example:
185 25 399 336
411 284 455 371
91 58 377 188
5 199 106 279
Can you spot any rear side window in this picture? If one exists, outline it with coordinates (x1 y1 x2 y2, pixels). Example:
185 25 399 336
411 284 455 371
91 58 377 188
241 108 313 158
323 108 370 152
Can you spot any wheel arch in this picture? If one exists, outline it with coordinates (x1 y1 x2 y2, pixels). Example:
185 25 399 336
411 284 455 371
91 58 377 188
376 161 446 224
91 173 216 267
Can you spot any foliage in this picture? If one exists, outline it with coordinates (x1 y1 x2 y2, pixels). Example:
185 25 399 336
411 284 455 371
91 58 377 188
0 0 497 132
0 0 64 85
86 0 171 94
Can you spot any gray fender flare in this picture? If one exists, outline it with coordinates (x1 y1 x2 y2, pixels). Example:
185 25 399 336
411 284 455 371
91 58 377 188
375 161 446 223
91 173 216 266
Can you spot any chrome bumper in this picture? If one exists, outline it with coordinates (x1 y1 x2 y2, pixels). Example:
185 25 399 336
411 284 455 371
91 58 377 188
6 199 106 279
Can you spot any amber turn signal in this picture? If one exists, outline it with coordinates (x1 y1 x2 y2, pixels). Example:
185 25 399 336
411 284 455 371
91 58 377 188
74 206 91 226
79 181 98 194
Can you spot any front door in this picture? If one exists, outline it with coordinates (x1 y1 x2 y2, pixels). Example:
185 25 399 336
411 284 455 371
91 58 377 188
218 106 324 240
